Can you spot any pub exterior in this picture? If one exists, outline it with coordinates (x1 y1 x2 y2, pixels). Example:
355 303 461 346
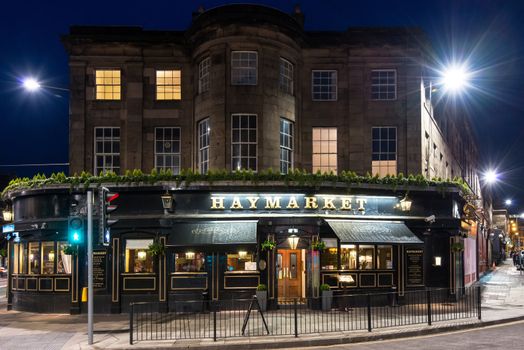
4 179 468 313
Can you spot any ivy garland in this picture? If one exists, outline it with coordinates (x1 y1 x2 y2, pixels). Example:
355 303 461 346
1 168 470 198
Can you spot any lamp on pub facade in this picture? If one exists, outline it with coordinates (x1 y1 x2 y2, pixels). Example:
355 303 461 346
288 234 299 250
161 192 173 210
2 207 13 222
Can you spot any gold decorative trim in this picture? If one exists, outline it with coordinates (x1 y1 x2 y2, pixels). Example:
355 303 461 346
171 275 208 291
112 238 120 302
398 245 403 296
171 272 207 275
123 276 156 291
38 278 53 291
321 273 340 287
26 277 38 291
54 277 71 292
223 274 260 290
160 237 166 302
16 277 25 291
359 273 377 287
377 273 394 287
11 277 17 291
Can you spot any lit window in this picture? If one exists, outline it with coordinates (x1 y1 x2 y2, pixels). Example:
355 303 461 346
358 245 375 270
57 241 72 274
312 70 337 100
41 241 55 275
156 70 181 100
312 127 337 174
377 245 393 269
175 252 206 272
340 244 357 270
321 238 338 270
95 69 121 100
231 51 257 85
226 252 256 271
280 118 294 174
19 243 26 274
125 239 154 273
29 242 40 275
198 119 210 174
231 114 257 171
94 127 120 175
198 57 210 94
371 70 396 100
279 58 293 95
371 127 397 176
155 127 181 175
13 243 19 274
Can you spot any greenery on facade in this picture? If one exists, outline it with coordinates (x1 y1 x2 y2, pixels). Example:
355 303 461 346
0 248 6 257
147 240 165 257
1 168 470 198
256 283 268 291
261 238 277 251
451 242 465 252
312 240 327 252
62 244 78 256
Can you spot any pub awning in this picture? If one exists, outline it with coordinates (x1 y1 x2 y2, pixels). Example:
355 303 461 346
167 220 258 246
325 220 423 244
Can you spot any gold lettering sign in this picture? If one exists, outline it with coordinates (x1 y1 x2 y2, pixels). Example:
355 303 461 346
265 197 281 209
246 197 259 209
322 197 336 210
304 196 318 209
211 197 225 209
230 197 243 209
286 196 300 209
340 198 352 210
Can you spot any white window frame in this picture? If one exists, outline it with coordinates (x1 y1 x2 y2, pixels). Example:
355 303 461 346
154 127 181 175
371 126 397 176
371 69 397 101
312 70 337 101
198 119 210 174
279 118 294 174
279 58 294 95
231 114 258 172
95 69 121 100
198 57 210 94
231 51 258 85
312 127 338 174
94 127 120 175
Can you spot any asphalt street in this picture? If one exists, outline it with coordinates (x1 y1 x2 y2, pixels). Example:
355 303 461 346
301 320 524 350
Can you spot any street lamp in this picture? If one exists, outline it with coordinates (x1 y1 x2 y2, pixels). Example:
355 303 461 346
483 169 499 184
20 76 69 92
505 199 513 206
440 64 470 93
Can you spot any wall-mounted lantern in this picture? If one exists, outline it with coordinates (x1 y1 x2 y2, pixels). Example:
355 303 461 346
161 192 173 210
399 195 412 212
288 234 299 250
2 208 13 222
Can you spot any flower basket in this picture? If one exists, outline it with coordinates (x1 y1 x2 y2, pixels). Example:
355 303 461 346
261 239 276 251
312 240 326 252
451 242 464 252
63 245 78 256
148 241 165 257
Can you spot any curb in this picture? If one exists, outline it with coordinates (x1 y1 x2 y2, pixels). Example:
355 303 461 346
103 315 524 350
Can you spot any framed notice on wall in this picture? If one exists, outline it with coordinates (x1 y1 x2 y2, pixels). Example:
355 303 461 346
405 248 424 287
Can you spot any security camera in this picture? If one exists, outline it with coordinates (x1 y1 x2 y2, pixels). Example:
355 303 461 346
424 215 436 223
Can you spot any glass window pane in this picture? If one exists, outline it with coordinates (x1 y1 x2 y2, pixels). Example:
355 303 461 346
29 242 40 274
377 245 393 269
175 252 206 272
226 252 255 271
41 242 55 275
358 245 375 270
57 241 72 274
125 239 154 273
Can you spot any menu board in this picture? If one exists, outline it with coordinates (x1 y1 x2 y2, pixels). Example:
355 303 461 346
93 251 107 289
405 248 424 287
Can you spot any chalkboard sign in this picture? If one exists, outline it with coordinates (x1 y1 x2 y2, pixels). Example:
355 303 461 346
93 251 107 289
405 248 424 287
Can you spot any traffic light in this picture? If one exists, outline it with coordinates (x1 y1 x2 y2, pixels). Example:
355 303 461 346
99 188 119 245
68 216 84 244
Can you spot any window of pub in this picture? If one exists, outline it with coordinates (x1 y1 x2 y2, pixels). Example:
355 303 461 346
340 244 357 270
41 241 55 274
13 243 19 274
19 243 27 274
358 245 375 269
28 242 40 274
57 241 72 274
125 239 154 273
321 238 338 270
226 251 256 271
175 252 206 272
377 245 393 269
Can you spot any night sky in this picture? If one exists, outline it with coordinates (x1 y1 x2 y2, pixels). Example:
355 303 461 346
1 0 523 211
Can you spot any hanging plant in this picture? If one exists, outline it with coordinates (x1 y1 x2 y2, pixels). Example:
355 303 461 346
261 238 276 251
148 240 165 257
63 244 78 256
312 240 326 252
0 248 6 257
451 242 464 252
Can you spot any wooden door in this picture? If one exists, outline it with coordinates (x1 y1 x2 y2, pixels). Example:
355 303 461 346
277 249 302 301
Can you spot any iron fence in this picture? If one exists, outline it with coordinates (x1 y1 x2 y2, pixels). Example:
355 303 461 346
129 285 481 344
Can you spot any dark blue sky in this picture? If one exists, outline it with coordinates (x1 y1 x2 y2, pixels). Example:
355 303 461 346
1 0 523 210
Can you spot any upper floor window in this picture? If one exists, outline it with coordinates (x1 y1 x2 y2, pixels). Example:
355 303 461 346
198 119 210 174
371 127 397 176
231 51 257 85
312 127 337 174
156 70 181 100
155 127 181 175
312 70 337 101
280 118 294 174
95 69 121 100
371 70 396 100
198 57 210 94
94 127 120 175
279 58 293 95
231 114 257 171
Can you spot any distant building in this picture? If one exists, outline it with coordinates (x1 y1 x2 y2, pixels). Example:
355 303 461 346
4 4 485 313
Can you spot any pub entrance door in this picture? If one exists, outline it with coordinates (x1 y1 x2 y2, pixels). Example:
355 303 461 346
277 249 306 303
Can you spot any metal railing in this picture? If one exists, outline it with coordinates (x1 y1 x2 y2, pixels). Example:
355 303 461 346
129 285 481 344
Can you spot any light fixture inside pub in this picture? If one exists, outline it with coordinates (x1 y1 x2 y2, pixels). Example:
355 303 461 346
288 234 299 250
161 192 173 210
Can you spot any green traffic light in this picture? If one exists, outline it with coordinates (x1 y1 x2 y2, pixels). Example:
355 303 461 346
72 231 80 242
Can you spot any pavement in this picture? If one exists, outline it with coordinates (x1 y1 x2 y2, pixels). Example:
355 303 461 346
0 261 523 350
